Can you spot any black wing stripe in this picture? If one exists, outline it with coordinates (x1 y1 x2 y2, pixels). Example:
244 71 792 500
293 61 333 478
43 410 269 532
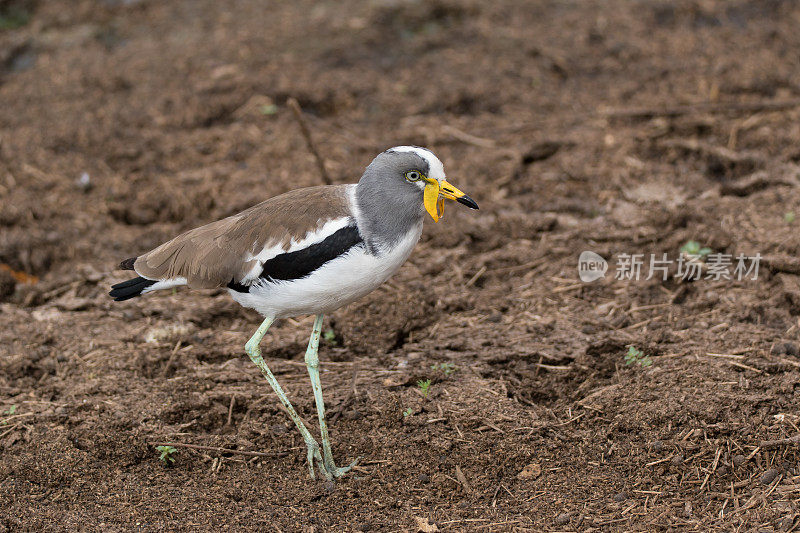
228 223 364 293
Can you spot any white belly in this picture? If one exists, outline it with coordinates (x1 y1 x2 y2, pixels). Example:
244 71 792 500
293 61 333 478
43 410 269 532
229 223 422 318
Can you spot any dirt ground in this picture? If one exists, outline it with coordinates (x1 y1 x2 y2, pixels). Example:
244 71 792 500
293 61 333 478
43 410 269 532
2 0 800 530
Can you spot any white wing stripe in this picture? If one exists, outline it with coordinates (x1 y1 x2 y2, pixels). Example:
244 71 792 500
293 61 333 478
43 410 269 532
239 216 354 284
141 277 188 293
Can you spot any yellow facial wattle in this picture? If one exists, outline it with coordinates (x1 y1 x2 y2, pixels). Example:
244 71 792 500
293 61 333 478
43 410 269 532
424 180 441 222
423 178 478 222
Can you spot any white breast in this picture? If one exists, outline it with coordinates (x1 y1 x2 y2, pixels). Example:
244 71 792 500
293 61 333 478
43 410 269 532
229 222 422 319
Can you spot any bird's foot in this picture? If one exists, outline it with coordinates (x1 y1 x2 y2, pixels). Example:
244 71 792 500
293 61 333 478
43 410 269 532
305 439 359 480
304 439 327 480
322 454 361 479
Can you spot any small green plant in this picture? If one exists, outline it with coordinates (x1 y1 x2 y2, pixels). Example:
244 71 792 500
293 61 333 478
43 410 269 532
785 212 796 224
0 6 31 30
402 407 413 418
625 346 652 367
322 328 338 346
680 240 712 259
156 445 177 466
1 405 17 424
431 362 456 375
259 103 278 115
417 379 431 398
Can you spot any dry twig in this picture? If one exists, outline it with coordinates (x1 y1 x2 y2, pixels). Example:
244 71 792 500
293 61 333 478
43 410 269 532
226 395 235 426
600 98 800 120
759 434 800 448
287 98 332 185
148 442 289 458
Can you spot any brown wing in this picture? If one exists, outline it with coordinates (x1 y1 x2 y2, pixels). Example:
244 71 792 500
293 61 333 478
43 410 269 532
132 185 352 289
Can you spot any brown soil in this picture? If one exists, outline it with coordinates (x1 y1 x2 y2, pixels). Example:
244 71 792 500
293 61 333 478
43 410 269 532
2 0 800 531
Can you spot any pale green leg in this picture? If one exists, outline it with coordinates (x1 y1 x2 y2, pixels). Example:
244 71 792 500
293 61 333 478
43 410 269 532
305 314 360 478
245 316 327 480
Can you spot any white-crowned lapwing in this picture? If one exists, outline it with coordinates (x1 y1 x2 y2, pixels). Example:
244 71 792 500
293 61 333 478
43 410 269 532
110 146 479 480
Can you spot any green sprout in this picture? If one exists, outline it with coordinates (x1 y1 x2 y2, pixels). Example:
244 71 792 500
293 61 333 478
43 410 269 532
680 240 712 259
431 362 456 375
0 6 31 30
625 346 652 367
259 104 278 115
417 379 431 398
785 212 796 224
322 328 338 346
1 405 17 424
156 445 177 466
403 407 413 418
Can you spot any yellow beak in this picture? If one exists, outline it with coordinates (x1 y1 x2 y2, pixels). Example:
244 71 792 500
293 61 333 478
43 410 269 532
423 179 479 222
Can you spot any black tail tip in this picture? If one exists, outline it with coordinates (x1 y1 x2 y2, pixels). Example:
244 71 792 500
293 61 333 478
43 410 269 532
109 276 156 301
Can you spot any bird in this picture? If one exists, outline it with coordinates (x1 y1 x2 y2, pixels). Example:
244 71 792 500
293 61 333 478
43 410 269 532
109 146 479 480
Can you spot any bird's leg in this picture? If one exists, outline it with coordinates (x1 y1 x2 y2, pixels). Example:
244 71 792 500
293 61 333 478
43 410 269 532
244 316 327 480
305 314 359 479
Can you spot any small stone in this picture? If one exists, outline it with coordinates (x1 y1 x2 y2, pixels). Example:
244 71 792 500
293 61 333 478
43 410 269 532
143 323 196 344
382 374 410 388
613 492 627 502
76 172 92 191
344 410 363 420
517 463 542 480
122 309 141 321
651 440 663 452
413 516 438 532
32 308 63 322
732 454 746 467
671 454 684 465
760 468 780 485
54 296 93 311
0 269 16 301
554 513 571 526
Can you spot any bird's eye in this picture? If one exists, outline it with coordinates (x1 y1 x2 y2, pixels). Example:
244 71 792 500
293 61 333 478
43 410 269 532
405 170 422 182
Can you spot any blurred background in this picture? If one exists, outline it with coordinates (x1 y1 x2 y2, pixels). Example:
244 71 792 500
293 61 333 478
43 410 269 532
2 0 800 530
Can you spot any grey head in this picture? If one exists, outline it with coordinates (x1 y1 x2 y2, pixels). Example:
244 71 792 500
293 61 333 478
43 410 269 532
355 146 479 251
355 147 439 250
